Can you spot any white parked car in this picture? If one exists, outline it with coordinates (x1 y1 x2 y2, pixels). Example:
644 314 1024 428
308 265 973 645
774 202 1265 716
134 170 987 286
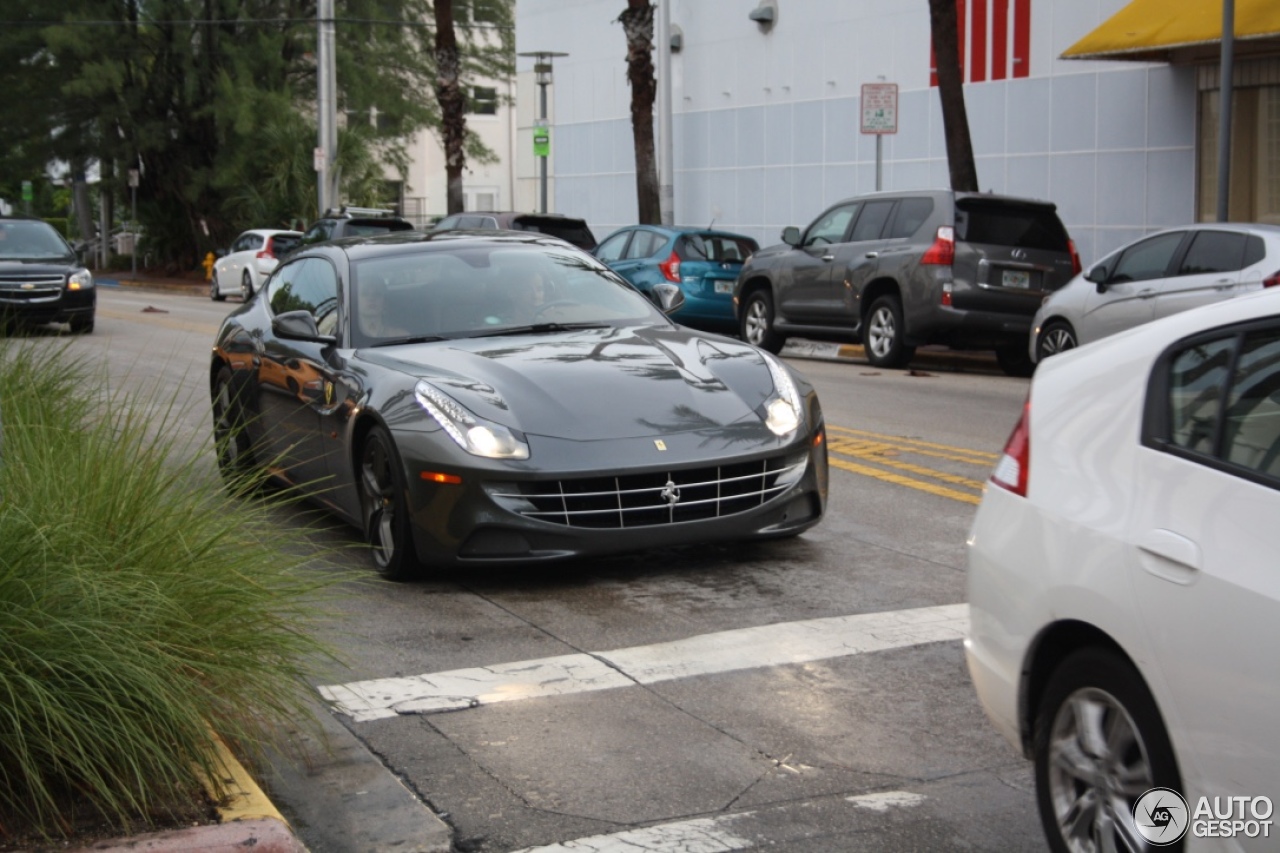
968 287 1280 851
1030 223 1280 364
212 229 302 302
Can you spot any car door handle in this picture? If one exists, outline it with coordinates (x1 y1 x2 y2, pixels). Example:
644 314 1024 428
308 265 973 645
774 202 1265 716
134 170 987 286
864 252 879 259
1139 288 1157 299
1137 528 1200 585
821 254 835 262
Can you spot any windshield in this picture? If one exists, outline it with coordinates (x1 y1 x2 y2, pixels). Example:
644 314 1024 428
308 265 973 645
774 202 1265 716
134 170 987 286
0 220 75 260
350 245 665 348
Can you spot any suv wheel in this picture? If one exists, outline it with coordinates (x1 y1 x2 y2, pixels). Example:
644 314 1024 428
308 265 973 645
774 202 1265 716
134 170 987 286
864 295 915 368
740 290 785 354
68 314 94 335
995 343 1034 378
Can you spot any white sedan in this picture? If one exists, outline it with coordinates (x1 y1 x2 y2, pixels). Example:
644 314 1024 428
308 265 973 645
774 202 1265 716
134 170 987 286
1030 223 1280 364
968 287 1280 851
212 229 302 302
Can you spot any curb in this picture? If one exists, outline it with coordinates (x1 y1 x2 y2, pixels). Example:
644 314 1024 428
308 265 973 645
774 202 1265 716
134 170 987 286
782 338 1002 373
66 740 308 853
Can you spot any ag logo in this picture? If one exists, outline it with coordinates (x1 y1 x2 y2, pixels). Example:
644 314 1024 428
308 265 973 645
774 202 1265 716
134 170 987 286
1133 787 1189 846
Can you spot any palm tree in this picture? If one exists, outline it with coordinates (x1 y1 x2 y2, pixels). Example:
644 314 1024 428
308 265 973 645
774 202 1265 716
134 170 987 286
619 0 660 224
929 0 978 192
435 0 467 214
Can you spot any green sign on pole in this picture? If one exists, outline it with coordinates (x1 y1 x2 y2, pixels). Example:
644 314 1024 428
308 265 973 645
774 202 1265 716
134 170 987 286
21 181 33 202
533 127 550 158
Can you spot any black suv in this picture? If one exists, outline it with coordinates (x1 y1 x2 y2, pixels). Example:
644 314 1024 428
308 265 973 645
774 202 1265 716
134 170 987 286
431 212 597 251
0 217 96 334
300 207 415 247
734 190 1080 376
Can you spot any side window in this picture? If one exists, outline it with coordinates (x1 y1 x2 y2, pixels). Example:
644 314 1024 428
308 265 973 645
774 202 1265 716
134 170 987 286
436 215 461 230
849 200 896 242
1178 231 1247 275
595 232 631 262
624 231 664 259
885 198 934 239
1155 323 1280 484
247 234 264 252
268 258 340 334
1224 331 1280 477
803 204 859 247
1110 232 1185 284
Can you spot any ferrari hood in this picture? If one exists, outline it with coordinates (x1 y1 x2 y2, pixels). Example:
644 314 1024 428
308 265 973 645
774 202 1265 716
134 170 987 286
357 325 782 441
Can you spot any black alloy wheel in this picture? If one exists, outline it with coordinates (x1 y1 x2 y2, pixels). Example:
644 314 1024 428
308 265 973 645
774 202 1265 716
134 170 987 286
211 366 257 484
740 289 784 353
1034 648 1183 853
863 295 915 368
1036 321 1078 362
359 425 422 581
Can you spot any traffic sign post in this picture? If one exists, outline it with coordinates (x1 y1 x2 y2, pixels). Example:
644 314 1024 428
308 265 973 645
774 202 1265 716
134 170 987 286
861 82 898 191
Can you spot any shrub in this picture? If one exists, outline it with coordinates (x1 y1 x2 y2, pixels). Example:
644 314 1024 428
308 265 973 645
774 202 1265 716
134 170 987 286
0 339 342 841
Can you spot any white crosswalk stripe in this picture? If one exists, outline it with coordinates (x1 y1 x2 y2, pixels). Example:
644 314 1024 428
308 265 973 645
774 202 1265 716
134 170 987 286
319 604 968 722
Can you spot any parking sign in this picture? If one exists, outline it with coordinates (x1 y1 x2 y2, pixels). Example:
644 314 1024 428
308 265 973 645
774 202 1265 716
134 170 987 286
861 83 898 134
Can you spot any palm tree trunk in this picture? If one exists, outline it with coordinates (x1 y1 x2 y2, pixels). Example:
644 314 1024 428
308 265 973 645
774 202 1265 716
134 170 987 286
620 0 660 224
929 0 979 192
434 0 467 215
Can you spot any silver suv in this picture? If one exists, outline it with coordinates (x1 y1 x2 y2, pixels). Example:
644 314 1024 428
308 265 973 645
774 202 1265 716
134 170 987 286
734 190 1079 376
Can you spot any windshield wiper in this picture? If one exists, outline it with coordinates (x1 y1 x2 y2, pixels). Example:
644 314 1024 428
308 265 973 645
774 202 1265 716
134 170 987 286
369 334 446 347
467 322 611 338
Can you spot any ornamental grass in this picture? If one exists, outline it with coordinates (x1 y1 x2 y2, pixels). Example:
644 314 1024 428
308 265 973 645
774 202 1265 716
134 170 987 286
0 338 340 842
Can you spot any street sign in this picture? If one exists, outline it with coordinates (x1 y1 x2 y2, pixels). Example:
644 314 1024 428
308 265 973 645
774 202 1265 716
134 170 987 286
313 146 326 172
21 180 33 201
861 83 898 134
533 127 550 158
128 169 139 188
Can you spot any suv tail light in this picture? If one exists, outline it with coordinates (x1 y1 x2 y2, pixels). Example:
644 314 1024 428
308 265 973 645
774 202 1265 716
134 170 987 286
1264 269 1280 288
256 237 277 261
659 251 682 283
921 226 955 266
1068 239 1082 276
991 400 1030 497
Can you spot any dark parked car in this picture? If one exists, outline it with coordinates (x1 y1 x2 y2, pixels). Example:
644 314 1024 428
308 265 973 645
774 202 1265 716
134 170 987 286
0 216 95 334
299 207 415 247
431 212 596 251
210 231 827 580
734 189 1080 376
593 225 759 332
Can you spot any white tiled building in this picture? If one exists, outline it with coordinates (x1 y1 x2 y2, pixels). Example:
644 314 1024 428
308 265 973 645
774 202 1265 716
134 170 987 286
515 0 1280 267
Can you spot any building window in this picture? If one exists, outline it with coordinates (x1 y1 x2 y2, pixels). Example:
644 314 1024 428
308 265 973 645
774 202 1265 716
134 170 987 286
460 0 503 25
1198 82 1280 225
469 86 498 116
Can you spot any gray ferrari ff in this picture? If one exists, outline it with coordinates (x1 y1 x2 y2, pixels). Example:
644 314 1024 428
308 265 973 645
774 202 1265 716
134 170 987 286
210 230 828 579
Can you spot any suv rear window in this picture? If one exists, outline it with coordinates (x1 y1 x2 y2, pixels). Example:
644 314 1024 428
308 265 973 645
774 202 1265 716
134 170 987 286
270 234 302 255
956 200 1070 252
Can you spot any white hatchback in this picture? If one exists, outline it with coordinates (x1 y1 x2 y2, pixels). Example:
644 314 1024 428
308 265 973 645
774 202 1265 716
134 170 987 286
968 287 1280 851
212 229 302 302
1030 223 1280 364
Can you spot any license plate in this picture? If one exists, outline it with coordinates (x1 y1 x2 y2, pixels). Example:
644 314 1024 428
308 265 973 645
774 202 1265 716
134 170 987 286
1002 270 1031 289
714 280 734 294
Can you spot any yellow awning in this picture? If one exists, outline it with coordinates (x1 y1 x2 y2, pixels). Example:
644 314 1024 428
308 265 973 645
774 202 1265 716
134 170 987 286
1063 0 1280 61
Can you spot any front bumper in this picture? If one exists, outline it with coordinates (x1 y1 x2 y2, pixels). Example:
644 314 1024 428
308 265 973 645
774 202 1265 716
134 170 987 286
395 423 828 568
0 285 95 326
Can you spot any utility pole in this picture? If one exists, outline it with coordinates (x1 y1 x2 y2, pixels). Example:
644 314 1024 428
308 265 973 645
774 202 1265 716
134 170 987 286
518 51 567 214
657 0 673 225
1216 0 1235 222
316 0 338 214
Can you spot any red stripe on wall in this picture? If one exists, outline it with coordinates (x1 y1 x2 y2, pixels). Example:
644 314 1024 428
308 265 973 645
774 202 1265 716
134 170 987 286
930 42 938 88
971 0 987 83
991 0 1008 80
1013 0 1030 78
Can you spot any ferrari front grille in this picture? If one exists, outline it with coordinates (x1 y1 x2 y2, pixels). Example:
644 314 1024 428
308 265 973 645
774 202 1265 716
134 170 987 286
491 455 806 528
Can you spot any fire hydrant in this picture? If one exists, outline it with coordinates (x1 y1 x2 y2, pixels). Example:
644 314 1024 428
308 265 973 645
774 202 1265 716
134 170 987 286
202 252 216 281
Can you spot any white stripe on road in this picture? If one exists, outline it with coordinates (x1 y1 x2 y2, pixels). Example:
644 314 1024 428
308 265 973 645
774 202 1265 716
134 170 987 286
319 604 968 722
507 791 929 851
508 814 755 853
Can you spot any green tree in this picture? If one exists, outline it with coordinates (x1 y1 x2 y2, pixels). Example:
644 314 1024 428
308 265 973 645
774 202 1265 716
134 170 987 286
0 0 512 266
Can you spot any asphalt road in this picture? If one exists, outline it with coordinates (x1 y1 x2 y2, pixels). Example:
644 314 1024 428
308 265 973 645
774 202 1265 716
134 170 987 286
68 286 1047 852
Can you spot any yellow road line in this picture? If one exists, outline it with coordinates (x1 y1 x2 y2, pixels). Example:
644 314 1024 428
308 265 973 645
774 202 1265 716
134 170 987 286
829 456 983 505
828 424 998 464
828 438 987 491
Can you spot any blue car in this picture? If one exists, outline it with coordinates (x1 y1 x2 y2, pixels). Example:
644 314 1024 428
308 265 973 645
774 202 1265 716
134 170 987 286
592 226 759 332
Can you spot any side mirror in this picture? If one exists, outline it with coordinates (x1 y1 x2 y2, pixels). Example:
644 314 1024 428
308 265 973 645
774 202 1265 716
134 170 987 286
1085 265 1110 290
650 282 686 314
781 226 801 247
272 310 336 345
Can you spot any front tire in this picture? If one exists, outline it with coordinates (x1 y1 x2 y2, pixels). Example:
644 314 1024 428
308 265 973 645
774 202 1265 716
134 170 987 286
1036 320 1078 362
241 270 254 301
739 289 785 354
863 295 915 368
359 426 422 581
1034 648 1182 853
996 343 1034 377
212 365 257 486
210 279 225 302
69 314 94 335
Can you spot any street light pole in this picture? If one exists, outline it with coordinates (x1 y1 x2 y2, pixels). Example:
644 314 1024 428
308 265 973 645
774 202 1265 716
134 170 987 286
316 0 338 214
518 51 568 214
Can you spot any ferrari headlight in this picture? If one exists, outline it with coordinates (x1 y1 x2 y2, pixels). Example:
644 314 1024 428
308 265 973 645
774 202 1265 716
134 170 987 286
67 268 94 290
414 380 529 460
762 355 803 437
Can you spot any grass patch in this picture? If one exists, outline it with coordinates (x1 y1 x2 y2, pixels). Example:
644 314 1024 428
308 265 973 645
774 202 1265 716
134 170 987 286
0 338 342 842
